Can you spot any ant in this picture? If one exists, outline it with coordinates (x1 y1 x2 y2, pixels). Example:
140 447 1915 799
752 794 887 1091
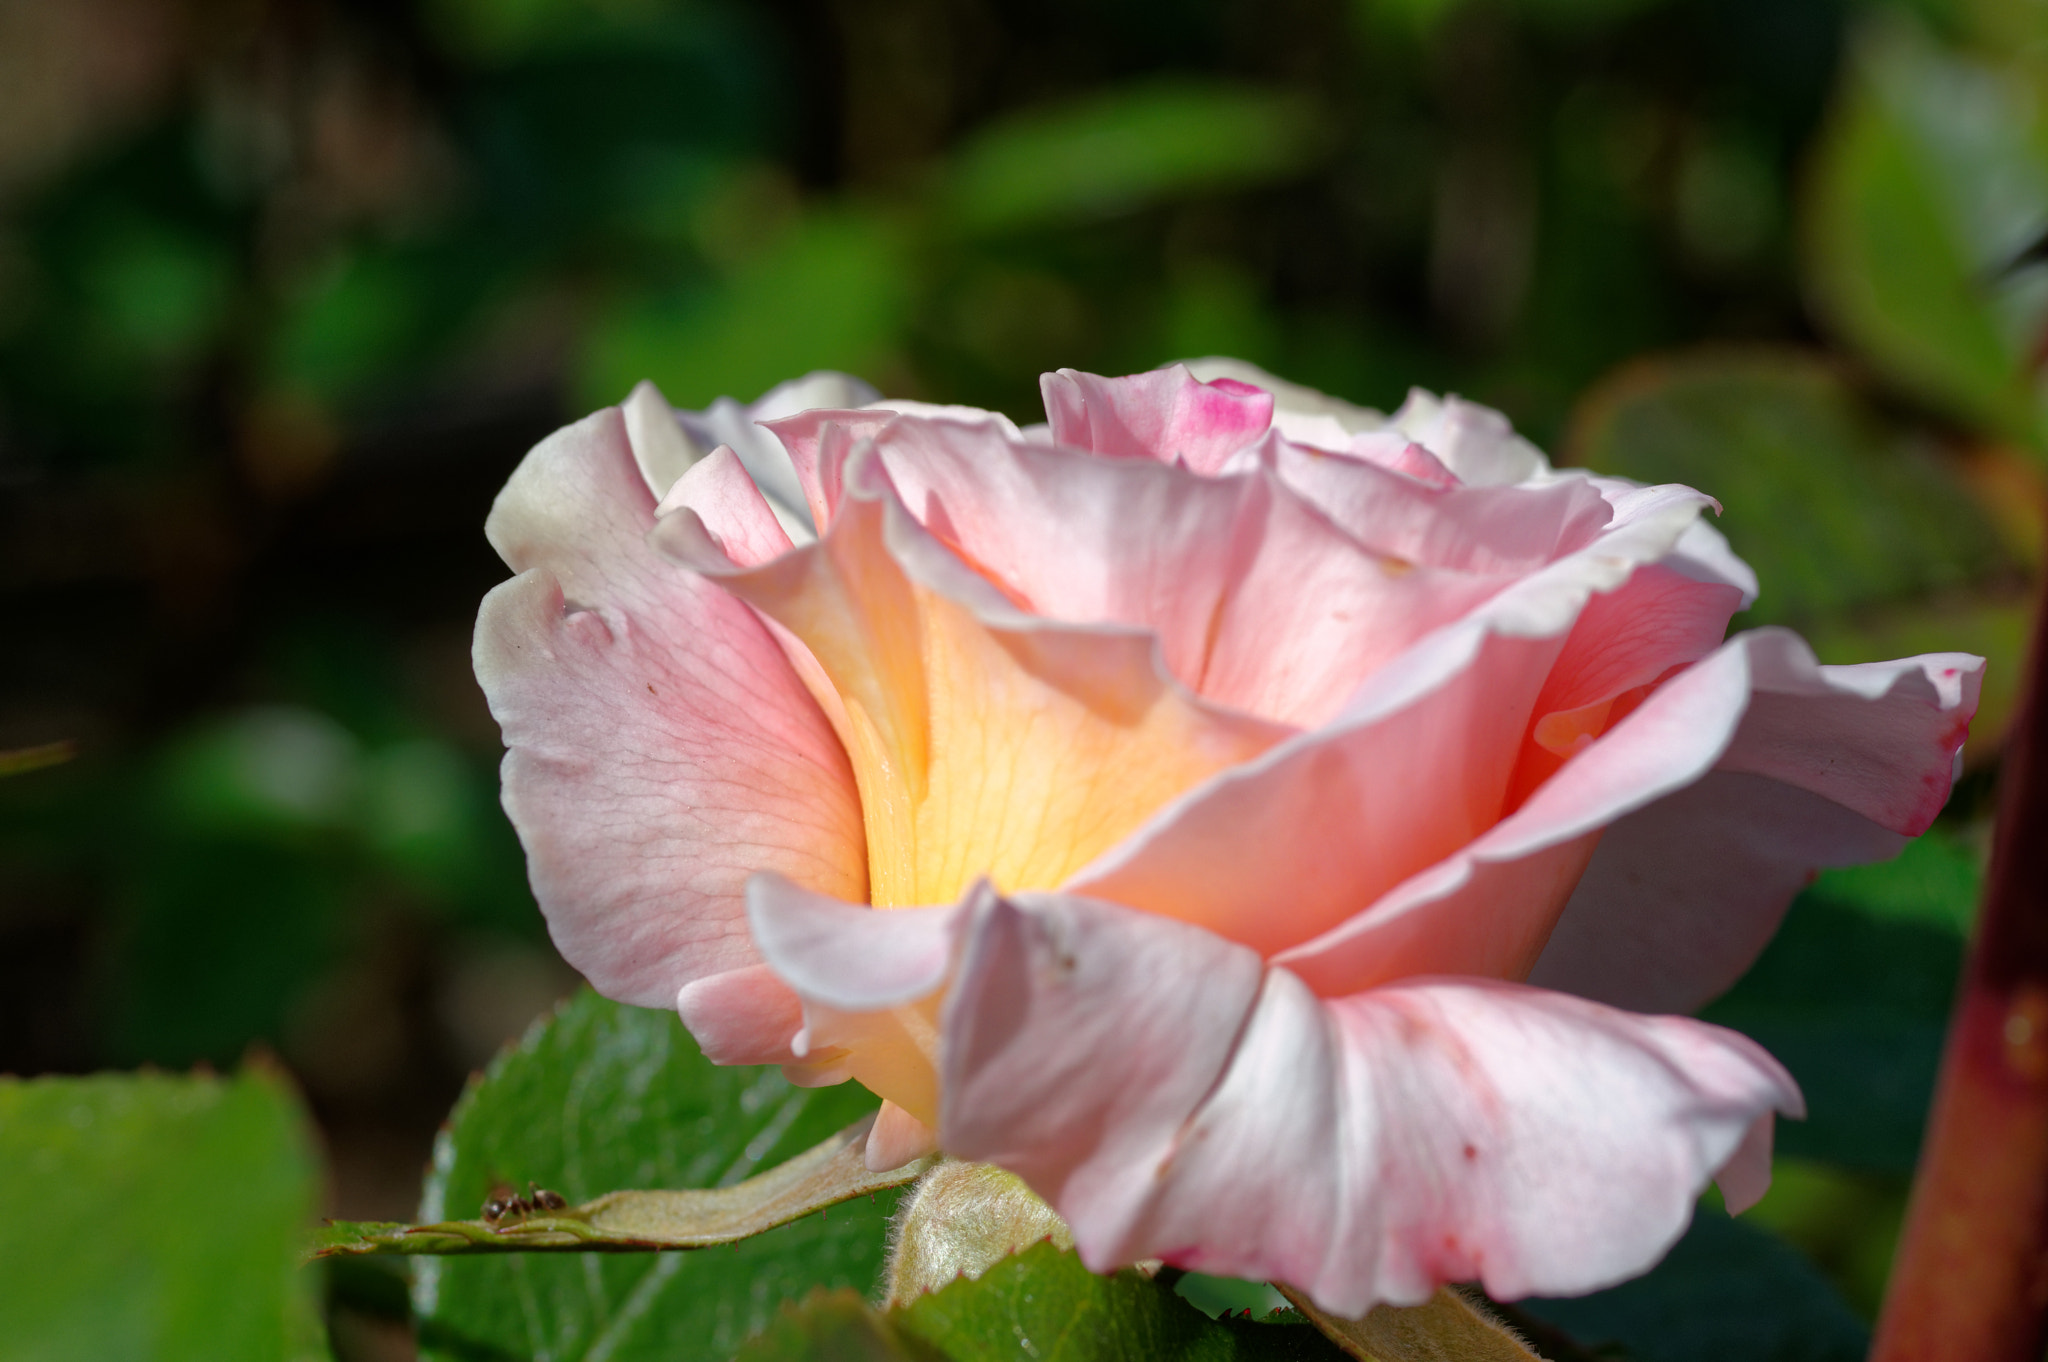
480 1181 570 1225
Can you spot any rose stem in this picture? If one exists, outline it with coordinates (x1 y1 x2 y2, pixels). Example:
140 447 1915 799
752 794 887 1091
1873 588 2048 1361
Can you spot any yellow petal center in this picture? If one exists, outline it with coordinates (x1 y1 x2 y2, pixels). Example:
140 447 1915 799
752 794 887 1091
732 492 1286 908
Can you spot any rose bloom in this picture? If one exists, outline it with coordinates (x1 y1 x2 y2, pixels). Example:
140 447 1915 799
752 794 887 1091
475 361 1980 1314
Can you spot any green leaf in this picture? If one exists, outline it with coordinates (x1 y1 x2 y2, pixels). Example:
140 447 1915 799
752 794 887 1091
1804 18 2048 451
941 82 1326 234
1567 350 2013 632
741 1243 1350 1362
412 986 894 1362
317 1116 931 1257
0 1067 324 1362
895 1243 1343 1361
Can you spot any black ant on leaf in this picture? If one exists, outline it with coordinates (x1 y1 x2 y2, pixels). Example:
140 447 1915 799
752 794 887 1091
480 1181 570 1226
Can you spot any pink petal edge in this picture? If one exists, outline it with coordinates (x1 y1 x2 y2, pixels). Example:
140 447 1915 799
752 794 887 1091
1529 636 1983 1012
1041 364 1276 475
747 881 1800 1316
1065 480 1719 958
474 407 866 1009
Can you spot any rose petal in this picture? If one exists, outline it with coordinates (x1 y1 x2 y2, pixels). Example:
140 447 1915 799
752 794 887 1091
745 873 974 1126
1109 970 1798 1312
1359 436 1462 488
673 370 880 534
746 875 963 1009
1041 364 1276 474
653 441 1291 909
866 413 1512 727
867 1101 941 1171
675 964 806 1066
1528 772 1904 1013
757 409 893 531
475 408 867 1008
762 403 1024 533
1530 637 1983 1012
1666 514 1759 607
624 380 700 500
928 891 1797 1315
1384 388 1551 486
1270 630 1763 995
655 445 794 569
1274 629 1979 1001
1068 484 1716 957
1181 356 1386 445
1250 431 1615 572
1504 562 1744 804
1540 565 1739 710
1718 642 1982 835
938 892 1266 1240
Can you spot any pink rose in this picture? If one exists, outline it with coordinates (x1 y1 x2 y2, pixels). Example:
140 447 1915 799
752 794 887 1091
475 361 1981 1313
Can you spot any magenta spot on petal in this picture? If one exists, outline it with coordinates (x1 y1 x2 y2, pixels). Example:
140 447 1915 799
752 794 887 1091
1205 377 1266 398
1186 386 1267 436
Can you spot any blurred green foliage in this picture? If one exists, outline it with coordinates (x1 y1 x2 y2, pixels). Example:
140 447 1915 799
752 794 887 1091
1806 16 2048 451
5 0 2048 1357
0 1068 325 1362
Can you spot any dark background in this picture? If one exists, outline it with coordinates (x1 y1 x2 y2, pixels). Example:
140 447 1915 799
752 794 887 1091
2 0 2042 1345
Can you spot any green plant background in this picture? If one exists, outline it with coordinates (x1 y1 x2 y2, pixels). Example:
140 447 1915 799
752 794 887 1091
2 0 2043 1357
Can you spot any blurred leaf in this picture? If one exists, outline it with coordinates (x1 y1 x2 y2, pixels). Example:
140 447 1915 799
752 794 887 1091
1806 818 1982 936
0 1068 324 1362
580 208 910 410
82 219 235 363
1673 131 1781 268
1567 349 2016 630
267 252 425 405
1949 0 2048 64
1520 1210 1868 1362
155 707 363 837
1804 18 2048 450
104 708 377 1067
354 737 519 909
108 834 349 1068
413 987 892 1362
941 83 1326 234
1157 261 1285 375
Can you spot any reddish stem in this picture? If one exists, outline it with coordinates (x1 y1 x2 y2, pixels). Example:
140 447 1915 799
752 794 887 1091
1874 589 2048 1361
